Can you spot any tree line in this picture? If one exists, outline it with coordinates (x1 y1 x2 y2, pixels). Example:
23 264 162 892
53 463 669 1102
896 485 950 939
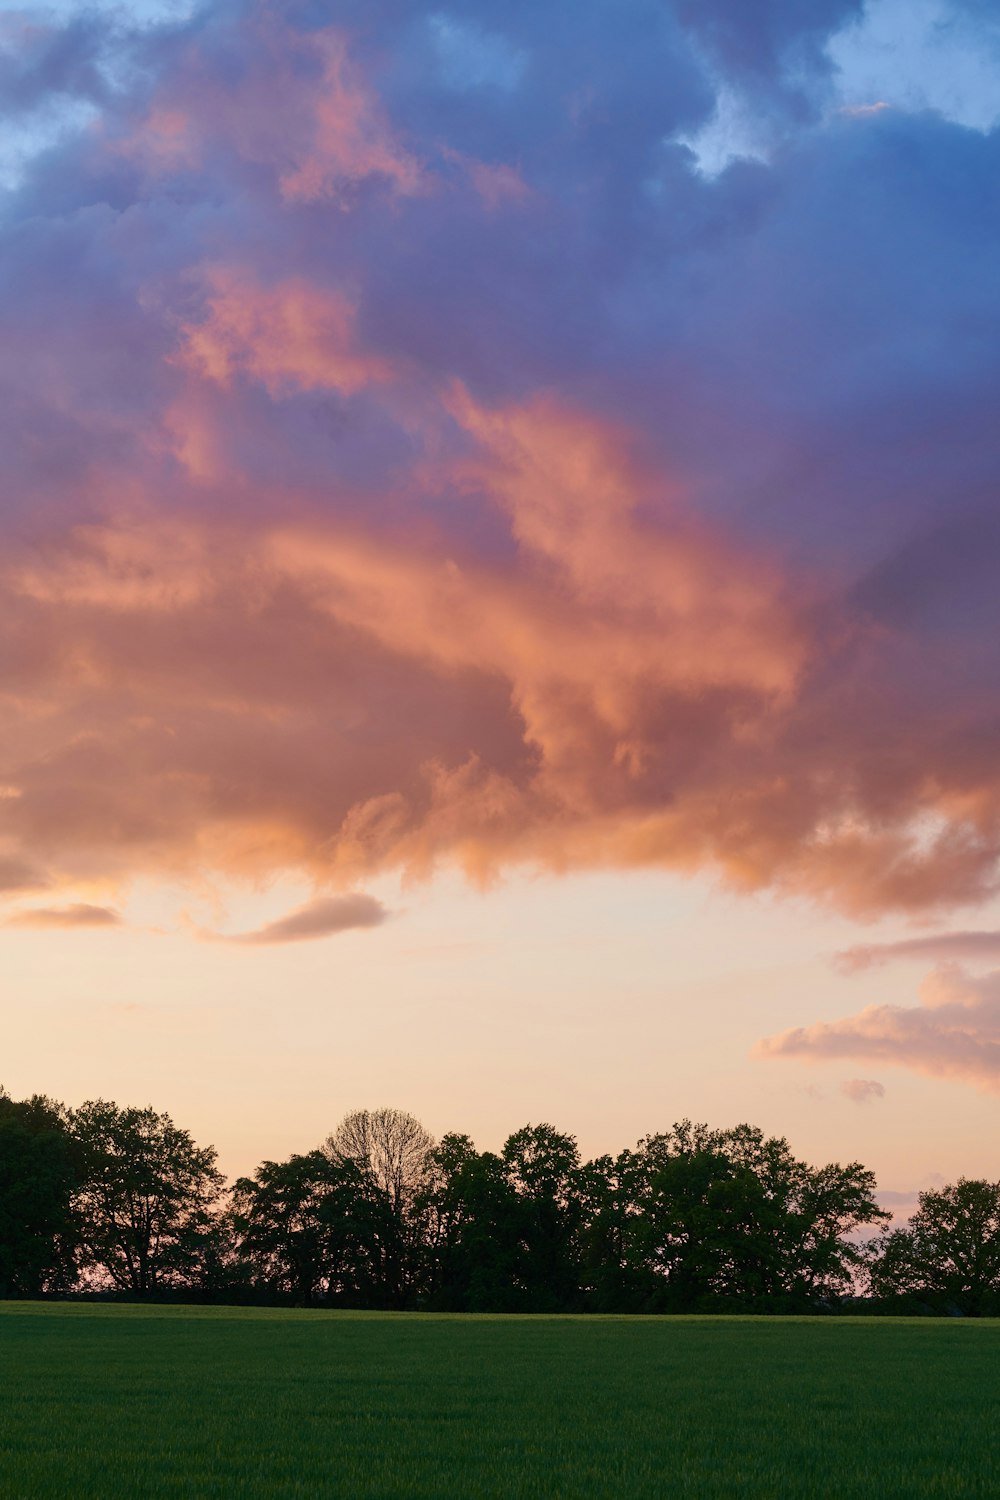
2 1088 998 1314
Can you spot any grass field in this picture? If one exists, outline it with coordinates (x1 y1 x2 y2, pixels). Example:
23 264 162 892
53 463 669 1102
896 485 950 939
1 1306 999 1498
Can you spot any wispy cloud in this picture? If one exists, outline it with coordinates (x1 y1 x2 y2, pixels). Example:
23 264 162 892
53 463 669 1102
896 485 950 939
835 931 1000 974
216 893 388 946
840 1078 885 1104
4 903 121 929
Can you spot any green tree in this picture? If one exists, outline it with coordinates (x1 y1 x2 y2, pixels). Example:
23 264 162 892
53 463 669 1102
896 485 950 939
868 1179 1000 1315
0 1088 81 1296
70 1100 224 1296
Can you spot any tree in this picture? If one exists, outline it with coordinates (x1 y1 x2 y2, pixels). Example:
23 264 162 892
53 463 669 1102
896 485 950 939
231 1150 399 1306
325 1108 434 1217
420 1134 528 1312
501 1124 584 1310
868 1179 1000 1315
577 1148 651 1311
0 1088 81 1296
594 1122 887 1312
419 1124 586 1312
325 1108 436 1305
70 1100 224 1296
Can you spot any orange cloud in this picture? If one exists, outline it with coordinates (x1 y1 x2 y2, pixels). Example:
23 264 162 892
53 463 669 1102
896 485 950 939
0 387 812 901
1 366 998 918
176 268 393 397
278 32 422 204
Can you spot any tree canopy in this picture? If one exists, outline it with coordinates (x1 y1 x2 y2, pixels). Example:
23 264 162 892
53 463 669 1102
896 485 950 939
1 1083 992 1315
868 1179 1000 1315
0 1090 81 1297
70 1100 224 1296
231 1150 399 1307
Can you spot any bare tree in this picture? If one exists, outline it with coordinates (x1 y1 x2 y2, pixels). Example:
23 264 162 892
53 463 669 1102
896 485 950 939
325 1108 435 1216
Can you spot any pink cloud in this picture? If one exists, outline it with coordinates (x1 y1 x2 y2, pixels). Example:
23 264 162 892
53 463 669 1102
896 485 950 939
440 150 534 212
5 903 121 929
277 31 423 205
0 391 997 912
0 856 47 892
120 20 422 206
218 893 387 945
176 268 393 397
840 1078 885 1104
835 931 1000 974
757 966 1000 1092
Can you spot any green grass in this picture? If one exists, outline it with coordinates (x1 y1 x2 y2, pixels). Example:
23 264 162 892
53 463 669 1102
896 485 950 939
1 1306 999 1498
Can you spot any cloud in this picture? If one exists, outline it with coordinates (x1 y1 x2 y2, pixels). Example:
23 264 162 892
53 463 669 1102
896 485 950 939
176 268 394 397
0 856 47 892
219 893 388 945
835 931 1000 973
838 101 891 118
840 1077 885 1103
757 965 1000 1092
0 0 998 926
4 903 121 929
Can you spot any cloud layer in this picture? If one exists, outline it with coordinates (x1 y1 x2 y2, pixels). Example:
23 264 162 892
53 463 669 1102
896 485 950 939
1 1 999 920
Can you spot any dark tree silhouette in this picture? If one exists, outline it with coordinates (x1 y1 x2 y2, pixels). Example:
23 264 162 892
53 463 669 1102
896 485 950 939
0 1089 934 1315
325 1108 435 1216
579 1122 886 1312
502 1124 584 1310
421 1134 528 1311
0 1088 81 1297
70 1100 224 1296
632 1122 886 1310
231 1150 399 1306
868 1179 1000 1315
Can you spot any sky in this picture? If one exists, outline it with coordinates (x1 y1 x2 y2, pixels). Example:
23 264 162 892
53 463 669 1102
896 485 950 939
1 0 999 1207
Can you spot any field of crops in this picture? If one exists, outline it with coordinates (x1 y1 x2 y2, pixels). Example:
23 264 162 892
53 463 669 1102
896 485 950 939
1 1305 999 1497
